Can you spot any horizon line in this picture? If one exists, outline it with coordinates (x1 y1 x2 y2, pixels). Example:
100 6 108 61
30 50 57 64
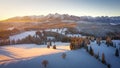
0 13 120 21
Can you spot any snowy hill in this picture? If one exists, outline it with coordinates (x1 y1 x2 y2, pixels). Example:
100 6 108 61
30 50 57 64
0 37 120 68
0 42 107 68
9 28 82 41
9 31 36 41
89 40 120 68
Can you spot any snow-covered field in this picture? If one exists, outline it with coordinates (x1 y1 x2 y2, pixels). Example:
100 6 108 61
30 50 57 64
9 28 66 41
4 30 120 68
0 42 107 68
9 28 82 41
9 31 36 41
66 34 82 37
45 28 67 35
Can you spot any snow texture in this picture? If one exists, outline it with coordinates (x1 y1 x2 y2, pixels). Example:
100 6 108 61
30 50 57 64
88 40 120 68
9 31 36 41
0 42 107 68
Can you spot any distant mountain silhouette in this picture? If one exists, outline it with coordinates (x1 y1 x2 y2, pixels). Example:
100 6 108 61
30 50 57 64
1 13 120 24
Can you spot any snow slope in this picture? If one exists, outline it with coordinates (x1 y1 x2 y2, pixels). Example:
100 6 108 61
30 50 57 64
66 34 82 37
0 42 106 68
9 31 36 41
89 40 120 68
9 28 82 41
45 28 67 35
9 28 67 41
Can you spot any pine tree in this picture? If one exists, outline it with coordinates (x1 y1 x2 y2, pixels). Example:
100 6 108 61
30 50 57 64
115 49 119 57
89 46 94 56
70 44 73 50
106 36 113 47
50 41 52 46
102 53 106 64
96 37 101 46
95 52 99 59
107 64 111 68
70 42 75 50
86 46 88 52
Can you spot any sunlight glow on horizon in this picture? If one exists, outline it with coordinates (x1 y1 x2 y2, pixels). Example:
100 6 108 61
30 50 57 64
0 0 120 20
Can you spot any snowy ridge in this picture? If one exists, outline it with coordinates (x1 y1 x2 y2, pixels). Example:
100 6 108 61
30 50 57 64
2 13 120 25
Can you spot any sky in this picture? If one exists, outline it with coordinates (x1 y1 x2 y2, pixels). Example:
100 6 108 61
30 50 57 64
0 0 120 20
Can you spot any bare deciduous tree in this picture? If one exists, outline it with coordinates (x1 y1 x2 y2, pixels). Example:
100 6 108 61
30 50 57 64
42 60 49 68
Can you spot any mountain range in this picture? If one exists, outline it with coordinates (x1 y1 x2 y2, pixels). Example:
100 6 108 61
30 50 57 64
0 13 120 37
1 13 120 24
